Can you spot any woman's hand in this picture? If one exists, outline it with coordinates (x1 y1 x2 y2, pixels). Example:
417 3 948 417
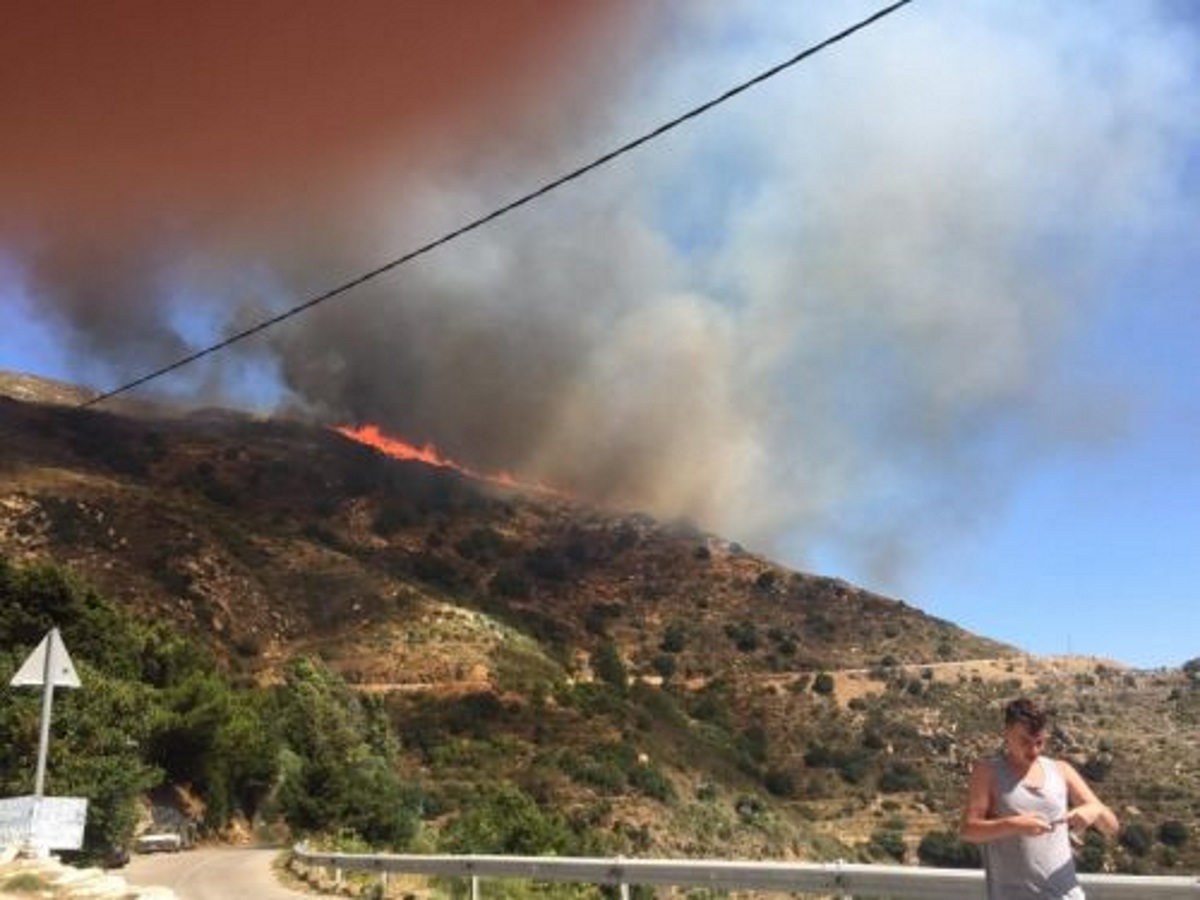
1066 802 1101 830
1010 813 1056 836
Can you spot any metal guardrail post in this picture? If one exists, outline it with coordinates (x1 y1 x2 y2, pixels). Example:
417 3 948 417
470 873 479 900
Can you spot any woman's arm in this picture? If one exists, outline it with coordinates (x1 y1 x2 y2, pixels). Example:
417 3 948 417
1058 760 1119 836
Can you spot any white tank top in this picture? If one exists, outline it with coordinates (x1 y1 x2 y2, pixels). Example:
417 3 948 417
984 754 1084 899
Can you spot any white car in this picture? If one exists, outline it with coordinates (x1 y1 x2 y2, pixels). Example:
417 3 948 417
134 832 183 853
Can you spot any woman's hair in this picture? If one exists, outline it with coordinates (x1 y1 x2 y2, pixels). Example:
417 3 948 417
1004 697 1051 733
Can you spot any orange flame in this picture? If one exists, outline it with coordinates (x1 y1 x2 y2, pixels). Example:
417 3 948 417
334 423 568 498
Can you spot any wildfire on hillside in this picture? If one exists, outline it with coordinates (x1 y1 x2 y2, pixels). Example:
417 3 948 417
334 423 569 498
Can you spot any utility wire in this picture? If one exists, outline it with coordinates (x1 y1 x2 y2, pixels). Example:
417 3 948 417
81 0 913 409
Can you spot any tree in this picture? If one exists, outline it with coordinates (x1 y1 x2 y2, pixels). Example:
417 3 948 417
0 558 164 859
0 557 141 680
276 658 421 847
147 672 279 826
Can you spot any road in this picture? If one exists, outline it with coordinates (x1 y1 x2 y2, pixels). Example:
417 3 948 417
123 846 320 900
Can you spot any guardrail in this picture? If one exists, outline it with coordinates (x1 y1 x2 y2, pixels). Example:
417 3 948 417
292 845 1200 899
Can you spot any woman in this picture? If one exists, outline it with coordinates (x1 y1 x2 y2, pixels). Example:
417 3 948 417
961 698 1119 899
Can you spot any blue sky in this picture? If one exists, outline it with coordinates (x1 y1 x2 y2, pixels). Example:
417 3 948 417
2 2 1198 669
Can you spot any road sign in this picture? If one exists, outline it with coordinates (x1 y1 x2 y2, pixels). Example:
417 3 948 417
10 628 81 688
8 628 82 797
0 795 88 851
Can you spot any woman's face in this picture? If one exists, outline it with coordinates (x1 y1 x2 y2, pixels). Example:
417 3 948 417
1004 721 1048 767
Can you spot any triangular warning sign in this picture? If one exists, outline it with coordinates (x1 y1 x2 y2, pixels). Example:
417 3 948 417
10 628 81 689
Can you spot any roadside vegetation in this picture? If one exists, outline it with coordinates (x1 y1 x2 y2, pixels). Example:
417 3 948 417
3 554 1198 877
0 555 420 861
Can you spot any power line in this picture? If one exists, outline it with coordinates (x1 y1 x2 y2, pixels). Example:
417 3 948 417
81 0 914 409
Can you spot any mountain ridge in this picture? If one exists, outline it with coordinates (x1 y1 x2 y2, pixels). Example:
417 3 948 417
0 369 1011 677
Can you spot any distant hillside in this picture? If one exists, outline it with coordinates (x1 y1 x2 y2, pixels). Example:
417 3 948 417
0 370 99 406
1 371 1196 872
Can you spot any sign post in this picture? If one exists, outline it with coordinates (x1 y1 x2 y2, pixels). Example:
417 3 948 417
10 627 81 797
6 628 86 854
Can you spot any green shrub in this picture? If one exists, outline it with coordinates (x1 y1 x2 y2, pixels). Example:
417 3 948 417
524 547 569 582
563 756 626 794
454 527 511 564
1183 657 1200 682
869 825 906 862
739 725 768 764
724 621 758 652
1158 820 1190 847
440 782 576 855
1080 754 1113 782
1120 822 1152 857
585 602 623 636
592 640 628 693
879 761 927 793
763 769 796 798
917 831 981 868
488 568 532 600
660 622 687 654
629 764 675 802
652 653 677 681
803 743 872 785
1077 830 1108 873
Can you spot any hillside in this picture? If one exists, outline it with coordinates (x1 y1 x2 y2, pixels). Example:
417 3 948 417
1 371 1196 873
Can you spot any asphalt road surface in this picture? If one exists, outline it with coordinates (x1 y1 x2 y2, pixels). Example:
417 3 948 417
123 846 320 899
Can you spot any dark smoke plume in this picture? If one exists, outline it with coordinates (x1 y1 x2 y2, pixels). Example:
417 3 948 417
3 2 1197 591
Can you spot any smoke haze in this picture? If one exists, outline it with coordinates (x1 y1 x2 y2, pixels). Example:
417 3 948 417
3 1 1197 590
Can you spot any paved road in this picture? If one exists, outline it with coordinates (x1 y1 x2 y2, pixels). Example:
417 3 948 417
123 846 319 900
